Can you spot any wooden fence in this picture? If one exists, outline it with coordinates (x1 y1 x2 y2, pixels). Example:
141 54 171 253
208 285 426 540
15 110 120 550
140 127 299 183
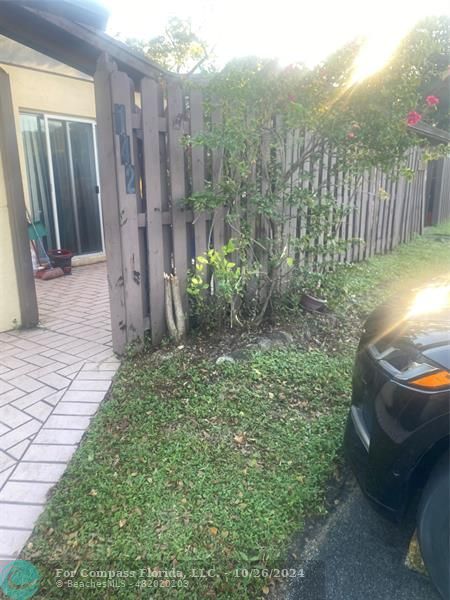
94 55 434 354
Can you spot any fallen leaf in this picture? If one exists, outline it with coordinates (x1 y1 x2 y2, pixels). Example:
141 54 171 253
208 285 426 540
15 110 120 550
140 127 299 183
262 585 270 594
233 433 246 445
119 519 127 528
209 526 218 536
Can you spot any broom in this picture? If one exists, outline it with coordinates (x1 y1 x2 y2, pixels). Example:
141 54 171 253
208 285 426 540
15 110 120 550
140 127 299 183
27 210 64 280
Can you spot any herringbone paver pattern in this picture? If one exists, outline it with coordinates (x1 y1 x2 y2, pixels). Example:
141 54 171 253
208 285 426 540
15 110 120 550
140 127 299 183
0 263 118 564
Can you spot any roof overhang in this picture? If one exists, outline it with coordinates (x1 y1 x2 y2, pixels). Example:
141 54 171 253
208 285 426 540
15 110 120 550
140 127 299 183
20 0 110 31
408 122 450 145
0 1 170 82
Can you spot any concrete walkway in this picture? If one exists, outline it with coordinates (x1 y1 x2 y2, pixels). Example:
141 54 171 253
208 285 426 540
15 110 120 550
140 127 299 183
0 263 119 565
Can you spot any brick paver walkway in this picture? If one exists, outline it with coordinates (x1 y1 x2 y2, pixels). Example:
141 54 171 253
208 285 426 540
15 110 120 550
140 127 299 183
0 263 118 564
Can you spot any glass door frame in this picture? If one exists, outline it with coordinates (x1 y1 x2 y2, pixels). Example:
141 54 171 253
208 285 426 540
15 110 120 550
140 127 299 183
28 111 105 256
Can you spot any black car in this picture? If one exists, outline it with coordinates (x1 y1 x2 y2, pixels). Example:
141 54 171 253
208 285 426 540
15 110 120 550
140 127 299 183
344 281 450 599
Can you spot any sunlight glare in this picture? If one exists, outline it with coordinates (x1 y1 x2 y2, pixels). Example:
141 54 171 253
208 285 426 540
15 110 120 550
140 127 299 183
407 285 450 317
349 20 412 85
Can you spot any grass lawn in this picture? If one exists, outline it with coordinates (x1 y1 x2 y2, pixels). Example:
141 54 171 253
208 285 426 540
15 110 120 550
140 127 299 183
21 223 450 599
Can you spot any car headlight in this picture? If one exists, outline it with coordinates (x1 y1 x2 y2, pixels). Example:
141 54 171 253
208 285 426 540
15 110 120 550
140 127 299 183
408 369 450 390
396 358 450 390
370 346 450 390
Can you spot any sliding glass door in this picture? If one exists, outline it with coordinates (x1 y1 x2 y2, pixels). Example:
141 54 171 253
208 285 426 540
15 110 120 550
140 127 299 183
20 113 103 256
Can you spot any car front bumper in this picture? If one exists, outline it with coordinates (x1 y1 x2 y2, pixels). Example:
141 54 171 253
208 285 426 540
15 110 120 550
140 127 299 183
344 410 401 520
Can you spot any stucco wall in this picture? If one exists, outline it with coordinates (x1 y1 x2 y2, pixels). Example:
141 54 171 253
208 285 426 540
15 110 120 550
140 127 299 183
0 63 96 214
1 63 95 118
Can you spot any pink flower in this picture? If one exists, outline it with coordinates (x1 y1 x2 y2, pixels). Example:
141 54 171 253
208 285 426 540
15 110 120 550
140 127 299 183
425 95 440 107
407 111 422 126
347 131 355 139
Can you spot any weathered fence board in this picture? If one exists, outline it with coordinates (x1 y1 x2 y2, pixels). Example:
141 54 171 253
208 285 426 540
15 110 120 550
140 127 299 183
211 104 225 249
357 172 368 261
94 55 127 353
167 79 189 307
141 77 166 344
110 69 145 344
190 89 209 260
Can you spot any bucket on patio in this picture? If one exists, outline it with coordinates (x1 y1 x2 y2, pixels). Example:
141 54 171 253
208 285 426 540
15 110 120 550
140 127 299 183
47 249 73 275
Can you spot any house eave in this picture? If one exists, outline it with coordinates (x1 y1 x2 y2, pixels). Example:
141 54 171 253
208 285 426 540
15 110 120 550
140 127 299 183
0 2 171 82
408 122 450 145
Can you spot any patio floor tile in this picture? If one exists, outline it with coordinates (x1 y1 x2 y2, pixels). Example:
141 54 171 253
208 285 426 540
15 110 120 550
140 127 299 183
0 450 16 473
0 263 116 558
69 379 111 391
0 503 44 529
36 372 71 390
22 444 77 464
7 440 31 461
11 386 56 410
11 462 67 483
61 390 106 403
0 481 54 504
0 420 42 451
45 415 91 430
0 405 32 429
0 529 32 556
32 429 85 445
24 401 54 422
53 402 99 416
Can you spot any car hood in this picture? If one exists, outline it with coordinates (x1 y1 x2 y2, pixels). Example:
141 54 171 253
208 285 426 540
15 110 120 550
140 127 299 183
397 319 450 370
362 299 450 371
421 344 450 370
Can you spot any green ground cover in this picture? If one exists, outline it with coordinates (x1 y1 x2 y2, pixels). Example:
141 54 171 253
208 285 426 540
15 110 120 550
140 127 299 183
19 222 450 599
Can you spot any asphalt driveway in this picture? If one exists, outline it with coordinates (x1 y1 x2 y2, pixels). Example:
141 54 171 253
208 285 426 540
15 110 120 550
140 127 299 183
282 474 440 600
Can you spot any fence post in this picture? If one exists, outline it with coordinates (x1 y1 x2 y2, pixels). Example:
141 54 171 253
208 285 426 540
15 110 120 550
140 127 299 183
288 129 300 268
392 167 404 248
167 79 189 306
94 54 127 354
300 131 312 267
141 77 166 344
278 115 291 287
356 171 368 260
211 102 225 249
416 151 427 235
375 173 386 254
190 88 208 258
437 158 450 224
